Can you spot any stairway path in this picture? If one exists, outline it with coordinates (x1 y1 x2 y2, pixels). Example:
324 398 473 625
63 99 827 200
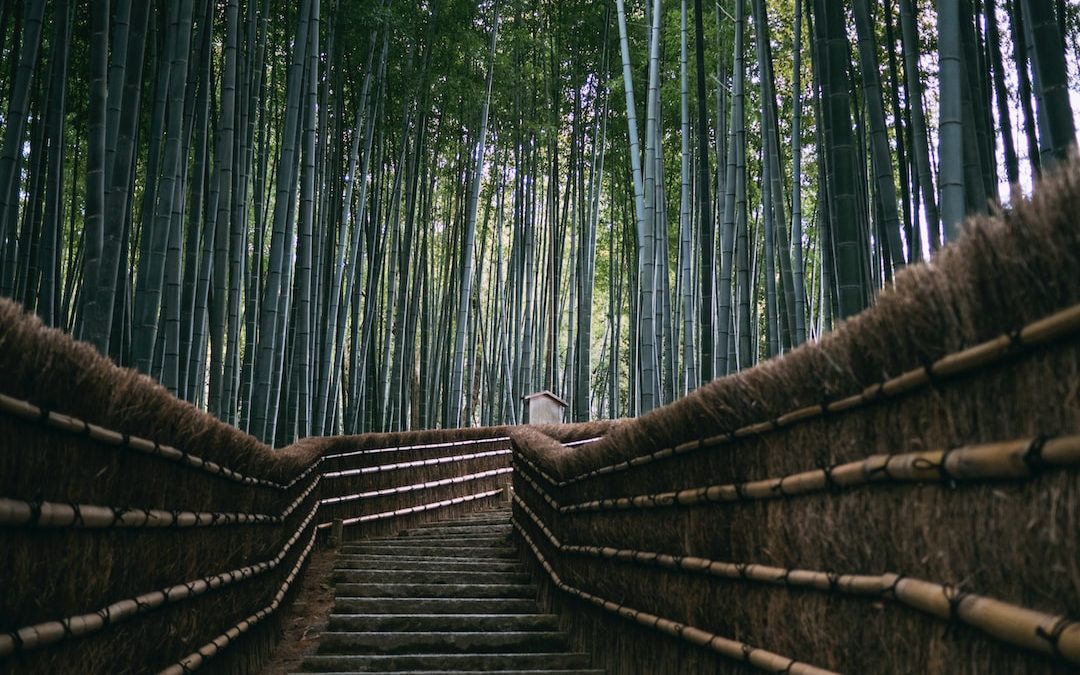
296 506 603 674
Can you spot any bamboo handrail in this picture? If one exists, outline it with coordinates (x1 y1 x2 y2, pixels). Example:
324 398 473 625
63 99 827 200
0 392 297 489
513 482 1080 665
317 487 503 529
321 448 511 479
322 436 510 461
0 476 320 529
512 434 1080 514
556 302 1080 486
156 529 318 675
0 391 509 491
319 467 511 506
0 502 320 657
513 517 837 675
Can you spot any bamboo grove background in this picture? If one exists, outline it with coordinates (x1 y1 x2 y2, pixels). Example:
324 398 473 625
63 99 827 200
0 0 1077 444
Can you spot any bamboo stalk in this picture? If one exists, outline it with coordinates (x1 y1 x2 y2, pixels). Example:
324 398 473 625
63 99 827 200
513 482 1080 665
157 529 318 675
557 301 1080 486
0 475 320 529
512 517 837 675
0 502 320 657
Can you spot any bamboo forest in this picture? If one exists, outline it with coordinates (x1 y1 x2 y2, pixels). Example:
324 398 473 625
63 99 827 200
0 0 1077 445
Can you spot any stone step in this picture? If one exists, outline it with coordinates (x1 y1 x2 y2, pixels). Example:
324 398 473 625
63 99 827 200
336 583 535 599
363 535 510 547
318 630 569 655
327 613 560 633
333 569 531 585
339 545 518 559
334 597 539 615
397 524 511 537
299 652 594 672
336 556 525 573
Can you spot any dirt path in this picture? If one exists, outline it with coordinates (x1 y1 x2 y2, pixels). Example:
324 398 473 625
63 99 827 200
258 548 338 675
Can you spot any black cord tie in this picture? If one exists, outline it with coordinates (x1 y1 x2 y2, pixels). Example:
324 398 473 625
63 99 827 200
741 643 755 662
826 571 842 594
70 502 84 528
1022 435 1052 475
820 463 842 492
1007 327 1025 350
37 406 50 424
777 658 797 675
735 563 751 580
8 630 24 652
942 584 969 624
866 455 895 481
819 397 832 416
770 476 789 498
1034 616 1072 659
882 574 906 599
938 448 959 486
734 482 749 501
921 356 944 390
27 499 43 526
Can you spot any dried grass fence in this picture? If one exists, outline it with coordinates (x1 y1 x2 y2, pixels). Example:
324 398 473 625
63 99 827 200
510 164 1080 674
0 297 611 675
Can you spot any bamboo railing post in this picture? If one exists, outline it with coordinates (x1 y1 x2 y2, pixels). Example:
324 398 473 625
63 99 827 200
330 518 343 548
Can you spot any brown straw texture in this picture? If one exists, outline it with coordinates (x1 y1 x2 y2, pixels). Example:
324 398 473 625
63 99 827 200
511 161 1080 674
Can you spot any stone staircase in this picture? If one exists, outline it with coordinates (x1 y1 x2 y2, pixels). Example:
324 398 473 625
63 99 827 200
297 506 603 674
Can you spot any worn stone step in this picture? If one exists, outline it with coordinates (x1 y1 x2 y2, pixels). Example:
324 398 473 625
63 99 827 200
336 556 525 573
363 536 510 547
397 524 510 537
334 597 538 615
327 613 560 632
299 652 593 672
333 569 531 585
336 583 535 599
318 630 570 655
340 545 518 559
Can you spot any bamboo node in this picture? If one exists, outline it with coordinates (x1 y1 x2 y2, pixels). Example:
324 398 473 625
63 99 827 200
881 574 905 599
741 643 755 661
1035 616 1073 658
942 584 969 625
818 462 842 492
1022 434 1053 475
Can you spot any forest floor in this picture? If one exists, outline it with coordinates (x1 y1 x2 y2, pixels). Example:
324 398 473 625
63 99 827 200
258 548 338 675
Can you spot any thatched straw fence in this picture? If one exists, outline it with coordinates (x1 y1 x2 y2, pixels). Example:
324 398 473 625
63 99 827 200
510 163 1080 674
0 297 613 675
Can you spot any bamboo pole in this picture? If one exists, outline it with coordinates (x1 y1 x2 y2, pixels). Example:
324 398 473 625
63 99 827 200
320 467 512 506
0 392 290 488
513 516 837 675
0 475 320 529
0 503 320 658
322 449 511 479
157 529 318 675
513 478 1080 665
557 301 1080 486
322 435 510 461
317 488 503 530
538 434 1080 513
